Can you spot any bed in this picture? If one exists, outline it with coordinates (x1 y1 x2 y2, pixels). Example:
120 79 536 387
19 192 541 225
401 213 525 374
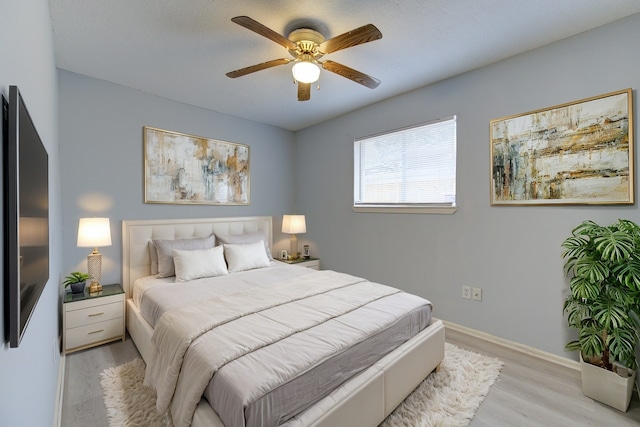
122 216 445 427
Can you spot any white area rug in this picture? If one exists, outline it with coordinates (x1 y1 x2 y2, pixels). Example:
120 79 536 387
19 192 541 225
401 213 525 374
380 343 503 427
100 343 503 427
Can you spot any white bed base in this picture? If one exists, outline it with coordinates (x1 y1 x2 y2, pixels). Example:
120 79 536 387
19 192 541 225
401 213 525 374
122 217 445 427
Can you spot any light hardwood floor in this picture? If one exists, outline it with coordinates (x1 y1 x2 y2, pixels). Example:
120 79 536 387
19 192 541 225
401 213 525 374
60 329 640 426
446 328 640 426
61 336 139 426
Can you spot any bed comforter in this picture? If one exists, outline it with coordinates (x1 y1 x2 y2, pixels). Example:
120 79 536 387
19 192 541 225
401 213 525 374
143 270 431 427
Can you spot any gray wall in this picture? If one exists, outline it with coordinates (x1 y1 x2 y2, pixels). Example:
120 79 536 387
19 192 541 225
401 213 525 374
0 1 63 425
295 13 640 360
58 71 297 284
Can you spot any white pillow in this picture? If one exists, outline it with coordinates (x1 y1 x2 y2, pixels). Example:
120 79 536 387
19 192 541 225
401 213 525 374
215 231 274 260
153 235 216 277
172 246 228 282
224 240 271 273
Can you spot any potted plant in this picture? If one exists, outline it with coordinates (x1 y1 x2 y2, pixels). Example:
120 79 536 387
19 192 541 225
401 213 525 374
561 219 640 411
63 272 91 294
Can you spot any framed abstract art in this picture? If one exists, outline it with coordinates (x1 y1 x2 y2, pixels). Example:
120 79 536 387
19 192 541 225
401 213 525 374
490 89 633 205
144 126 250 205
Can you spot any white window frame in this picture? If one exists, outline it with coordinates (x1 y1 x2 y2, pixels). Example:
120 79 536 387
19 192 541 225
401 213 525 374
353 116 457 214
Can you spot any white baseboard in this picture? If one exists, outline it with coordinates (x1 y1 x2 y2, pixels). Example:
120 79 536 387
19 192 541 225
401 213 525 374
53 352 65 427
443 320 580 372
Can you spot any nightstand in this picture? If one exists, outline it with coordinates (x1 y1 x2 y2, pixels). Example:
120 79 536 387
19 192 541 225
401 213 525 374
282 257 320 270
63 283 125 354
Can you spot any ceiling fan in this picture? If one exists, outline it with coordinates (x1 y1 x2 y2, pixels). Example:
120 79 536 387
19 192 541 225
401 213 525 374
226 16 383 101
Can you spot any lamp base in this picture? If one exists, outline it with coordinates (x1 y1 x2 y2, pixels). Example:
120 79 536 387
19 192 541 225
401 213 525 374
289 234 299 259
87 250 102 286
88 282 103 293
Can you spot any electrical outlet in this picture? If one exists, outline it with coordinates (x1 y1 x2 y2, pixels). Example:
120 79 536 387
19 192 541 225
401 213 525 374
472 287 482 301
462 286 471 299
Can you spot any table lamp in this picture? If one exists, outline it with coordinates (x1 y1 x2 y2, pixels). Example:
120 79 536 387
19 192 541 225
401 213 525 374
77 217 112 293
282 215 306 259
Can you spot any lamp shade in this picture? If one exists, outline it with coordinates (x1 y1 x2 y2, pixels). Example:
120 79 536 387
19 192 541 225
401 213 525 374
282 215 306 234
292 61 320 84
77 217 112 248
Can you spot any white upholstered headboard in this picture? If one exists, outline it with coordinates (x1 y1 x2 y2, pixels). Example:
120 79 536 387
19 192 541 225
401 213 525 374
121 216 273 298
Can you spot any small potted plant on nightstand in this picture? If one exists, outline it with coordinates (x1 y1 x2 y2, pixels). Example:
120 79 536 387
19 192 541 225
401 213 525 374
63 272 91 294
561 219 640 411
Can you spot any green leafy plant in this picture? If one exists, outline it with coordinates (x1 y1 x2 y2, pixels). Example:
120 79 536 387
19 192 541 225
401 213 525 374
562 219 640 371
63 272 91 287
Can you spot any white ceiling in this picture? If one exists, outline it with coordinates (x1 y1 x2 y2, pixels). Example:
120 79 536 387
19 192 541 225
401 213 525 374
50 0 640 131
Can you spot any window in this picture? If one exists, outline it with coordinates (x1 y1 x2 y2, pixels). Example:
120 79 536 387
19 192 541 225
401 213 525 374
354 116 457 213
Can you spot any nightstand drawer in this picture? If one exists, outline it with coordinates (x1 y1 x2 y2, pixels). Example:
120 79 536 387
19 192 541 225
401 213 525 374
65 300 123 329
64 293 123 311
65 317 123 351
282 257 320 270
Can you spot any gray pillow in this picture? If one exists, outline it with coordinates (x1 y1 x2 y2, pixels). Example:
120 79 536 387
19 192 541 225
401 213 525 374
149 240 159 275
215 231 273 260
153 235 216 277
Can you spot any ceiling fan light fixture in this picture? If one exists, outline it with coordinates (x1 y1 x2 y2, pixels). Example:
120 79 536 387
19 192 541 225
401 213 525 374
292 60 320 84
227 17 383 100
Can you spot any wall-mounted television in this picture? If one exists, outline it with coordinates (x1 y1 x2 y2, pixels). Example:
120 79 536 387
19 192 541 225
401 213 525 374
3 85 49 348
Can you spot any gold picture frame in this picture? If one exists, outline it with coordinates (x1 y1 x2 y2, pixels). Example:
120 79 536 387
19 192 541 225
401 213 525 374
144 126 250 205
490 88 633 205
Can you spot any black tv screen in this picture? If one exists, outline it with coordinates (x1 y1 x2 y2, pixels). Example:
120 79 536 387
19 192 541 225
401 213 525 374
3 85 49 348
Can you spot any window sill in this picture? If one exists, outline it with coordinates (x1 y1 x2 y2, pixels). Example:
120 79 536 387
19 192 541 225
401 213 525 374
352 205 457 214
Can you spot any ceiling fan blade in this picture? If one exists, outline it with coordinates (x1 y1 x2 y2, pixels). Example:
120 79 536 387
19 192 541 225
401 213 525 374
321 60 380 89
298 82 311 101
318 24 382 54
226 58 291 78
231 16 297 51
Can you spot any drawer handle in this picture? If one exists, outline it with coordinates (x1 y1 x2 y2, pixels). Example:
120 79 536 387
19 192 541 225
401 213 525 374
88 312 104 317
88 329 104 335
